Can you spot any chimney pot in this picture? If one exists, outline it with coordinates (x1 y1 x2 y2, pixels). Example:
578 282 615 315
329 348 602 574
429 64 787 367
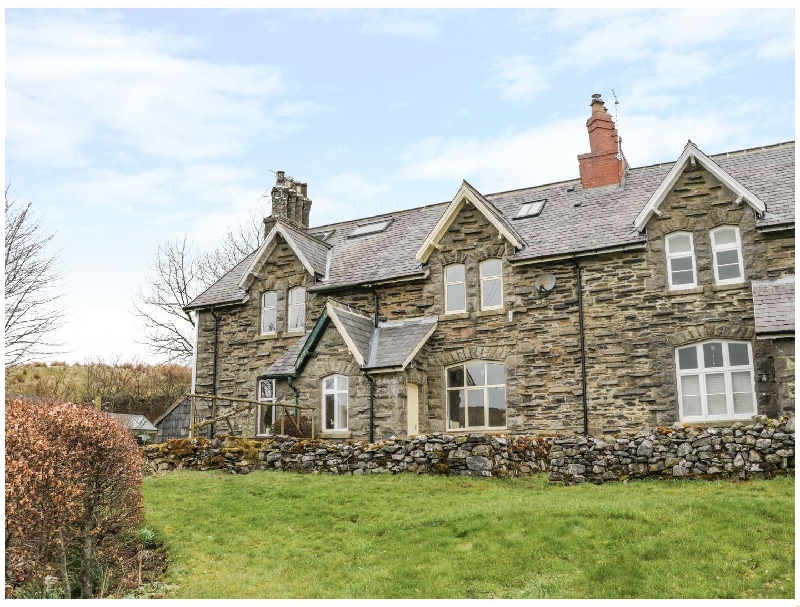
270 171 312 228
577 93 625 189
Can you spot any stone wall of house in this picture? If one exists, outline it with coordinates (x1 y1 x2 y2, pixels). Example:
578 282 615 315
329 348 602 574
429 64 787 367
772 338 795 416
143 416 793 484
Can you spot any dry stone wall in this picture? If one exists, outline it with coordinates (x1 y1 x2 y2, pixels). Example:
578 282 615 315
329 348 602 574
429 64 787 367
143 416 793 484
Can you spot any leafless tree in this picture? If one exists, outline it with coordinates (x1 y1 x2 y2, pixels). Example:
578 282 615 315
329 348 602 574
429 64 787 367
133 207 266 364
5 186 67 366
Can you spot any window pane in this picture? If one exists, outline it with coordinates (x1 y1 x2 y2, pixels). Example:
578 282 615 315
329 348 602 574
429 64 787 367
289 287 306 304
259 380 275 401
325 394 335 429
671 269 695 286
732 371 754 414
480 259 502 278
445 264 465 283
482 278 502 308
680 375 702 417
667 234 691 254
466 362 485 386
263 291 277 307
728 343 750 366
324 377 334 391
717 262 742 281
447 366 464 388
703 343 724 368
677 347 698 370
337 375 349 392
487 387 506 427
670 257 693 272
486 363 505 386
262 308 276 333
713 228 737 246
446 283 466 312
447 389 464 429
467 390 485 427
705 373 728 415
289 303 305 330
338 399 348 430
716 250 740 265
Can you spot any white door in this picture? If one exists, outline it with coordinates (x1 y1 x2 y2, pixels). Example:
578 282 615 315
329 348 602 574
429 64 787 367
407 383 419 436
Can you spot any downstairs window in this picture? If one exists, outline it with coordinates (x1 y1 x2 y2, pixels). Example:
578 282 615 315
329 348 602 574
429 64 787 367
446 361 506 430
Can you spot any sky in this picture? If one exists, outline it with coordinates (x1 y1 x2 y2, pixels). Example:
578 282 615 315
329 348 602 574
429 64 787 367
4 8 795 365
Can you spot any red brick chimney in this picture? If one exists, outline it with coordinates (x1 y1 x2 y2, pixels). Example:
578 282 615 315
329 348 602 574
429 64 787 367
577 94 625 189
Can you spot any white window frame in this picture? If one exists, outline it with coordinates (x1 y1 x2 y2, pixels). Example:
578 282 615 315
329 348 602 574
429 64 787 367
445 361 506 431
322 374 349 431
710 226 745 286
479 259 503 311
675 340 756 422
288 286 306 332
444 263 466 314
257 379 277 436
261 291 277 335
665 231 697 290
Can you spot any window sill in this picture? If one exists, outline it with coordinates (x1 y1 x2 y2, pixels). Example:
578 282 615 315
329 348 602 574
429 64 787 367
254 333 279 341
440 312 469 320
319 430 352 439
711 281 747 292
446 427 507 433
286 329 307 337
476 308 505 317
666 286 703 296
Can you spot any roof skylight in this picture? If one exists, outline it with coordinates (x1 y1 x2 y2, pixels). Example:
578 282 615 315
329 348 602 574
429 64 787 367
347 219 392 238
514 199 546 219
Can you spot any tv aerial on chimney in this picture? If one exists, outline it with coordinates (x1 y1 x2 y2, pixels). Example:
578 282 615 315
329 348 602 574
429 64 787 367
612 89 622 161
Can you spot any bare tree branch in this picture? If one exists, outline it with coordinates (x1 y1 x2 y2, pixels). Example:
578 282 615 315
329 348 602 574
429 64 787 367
5 185 68 366
133 207 267 364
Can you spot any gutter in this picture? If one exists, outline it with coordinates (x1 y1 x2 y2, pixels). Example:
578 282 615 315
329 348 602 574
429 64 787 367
510 241 647 266
756 222 795 234
309 269 429 293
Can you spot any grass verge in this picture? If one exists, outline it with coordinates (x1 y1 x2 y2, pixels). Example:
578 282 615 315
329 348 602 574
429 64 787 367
143 471 794 599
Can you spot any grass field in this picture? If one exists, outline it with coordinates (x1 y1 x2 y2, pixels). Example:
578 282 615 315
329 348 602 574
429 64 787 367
143 471 794 599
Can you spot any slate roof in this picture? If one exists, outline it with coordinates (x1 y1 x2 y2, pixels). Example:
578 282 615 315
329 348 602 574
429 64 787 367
262 333 311 377
328 301 374 365
108 413 157 432
277 220 331 276
367 316 438 369
751 277 795 335
186 141 794 309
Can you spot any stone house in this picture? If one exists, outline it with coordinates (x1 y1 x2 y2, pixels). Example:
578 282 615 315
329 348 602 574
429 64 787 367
184 94 795 442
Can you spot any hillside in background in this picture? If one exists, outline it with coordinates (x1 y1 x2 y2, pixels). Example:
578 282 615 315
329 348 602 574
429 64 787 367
5 360 191 422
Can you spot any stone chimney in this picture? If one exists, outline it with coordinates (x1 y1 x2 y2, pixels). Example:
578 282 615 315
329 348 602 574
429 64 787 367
269 170 312 229
577 94 625 189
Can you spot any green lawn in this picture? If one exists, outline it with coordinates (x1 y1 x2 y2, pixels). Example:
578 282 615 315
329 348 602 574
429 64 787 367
143 471 794 599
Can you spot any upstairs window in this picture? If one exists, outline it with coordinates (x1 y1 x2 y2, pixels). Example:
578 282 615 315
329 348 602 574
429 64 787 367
288 287 306 332
261 291 277 335
513 199 546 219
711 226 744 285
446 361 506 430
322 375 349 431
257 379 277 436
444 264 466 314
676 340 755 422
348 219 392 238
480 259 503 310
665 232 696 290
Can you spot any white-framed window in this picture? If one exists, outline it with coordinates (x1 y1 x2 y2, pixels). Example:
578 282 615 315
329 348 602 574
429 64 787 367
480 259 503 310
444 264 466 314
322 375 348 431
257 379 277 436
261 291 277 334
446 361 506 430
665 232 697 290
710 226 744 285
288 287 306 332
675 340 756 422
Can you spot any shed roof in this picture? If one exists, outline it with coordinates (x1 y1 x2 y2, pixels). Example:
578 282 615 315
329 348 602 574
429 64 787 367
752 277 795 336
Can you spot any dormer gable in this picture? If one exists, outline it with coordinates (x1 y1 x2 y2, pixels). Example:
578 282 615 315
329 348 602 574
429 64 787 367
416 180 525 263
634 141 767 233
238 219 331 291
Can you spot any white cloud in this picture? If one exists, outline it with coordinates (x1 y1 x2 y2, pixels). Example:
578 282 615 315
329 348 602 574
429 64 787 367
5 12 310 167
490 56 551 102
358 11 441 40
326 173 391 201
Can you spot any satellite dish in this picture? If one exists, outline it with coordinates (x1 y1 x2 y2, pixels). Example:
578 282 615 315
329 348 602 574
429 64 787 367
533 273 556 293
